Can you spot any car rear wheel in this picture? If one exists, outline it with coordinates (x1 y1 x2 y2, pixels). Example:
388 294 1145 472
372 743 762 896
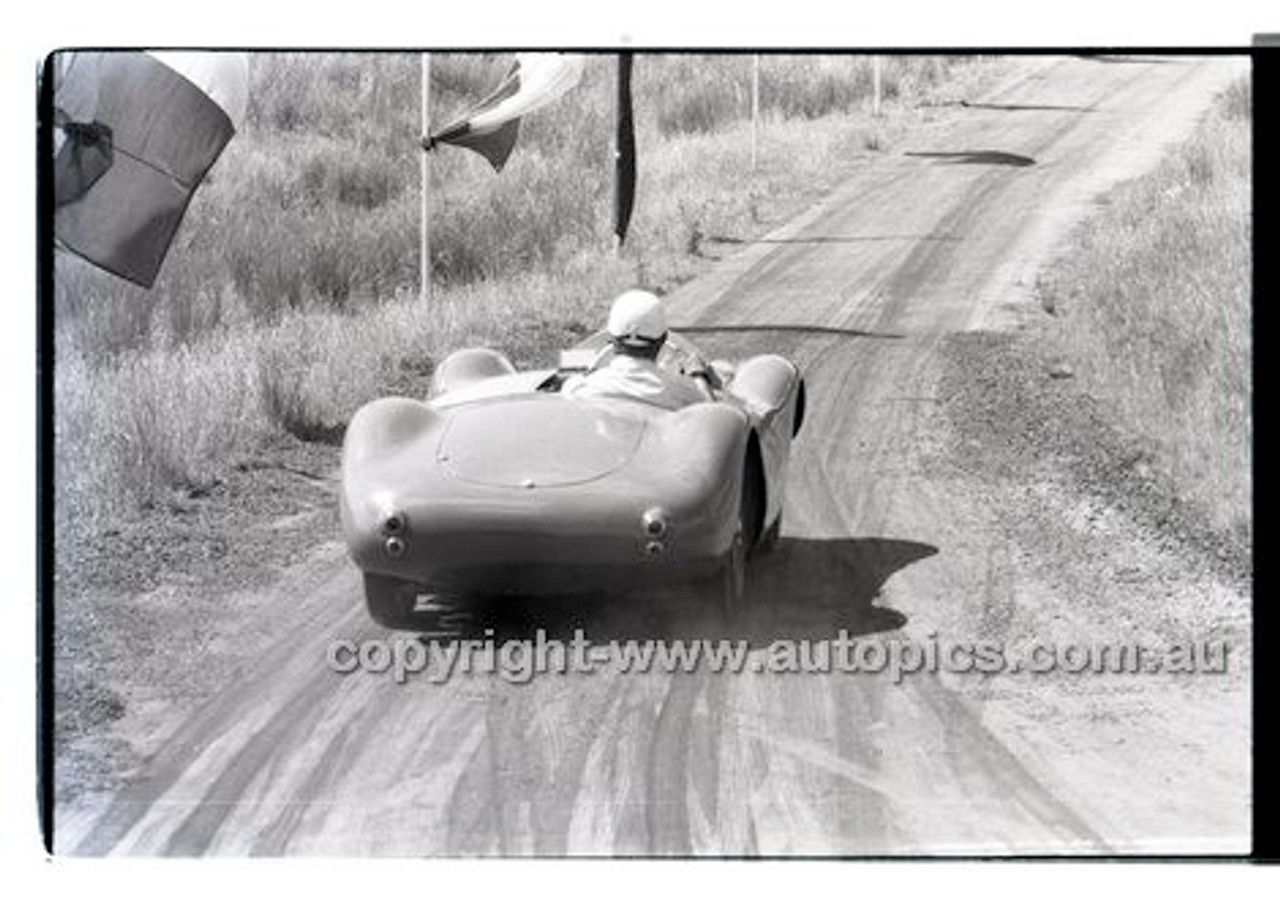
721 524 747 624
363 573 420 630
699 505 747 634
756 514 782 555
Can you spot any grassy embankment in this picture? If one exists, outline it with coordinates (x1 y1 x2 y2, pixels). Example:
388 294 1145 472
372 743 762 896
54 53 987 534
1035 75 1251 546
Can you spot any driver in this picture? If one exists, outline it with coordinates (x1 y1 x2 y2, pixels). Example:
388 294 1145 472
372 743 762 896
563 289 714 409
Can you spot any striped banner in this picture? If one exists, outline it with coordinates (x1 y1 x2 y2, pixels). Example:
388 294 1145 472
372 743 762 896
52 50 248 288
425 53 585 172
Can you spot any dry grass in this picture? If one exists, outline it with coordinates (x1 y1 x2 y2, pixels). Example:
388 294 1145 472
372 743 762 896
650 55 970 137
55 332 267 524
1037 75 1251 542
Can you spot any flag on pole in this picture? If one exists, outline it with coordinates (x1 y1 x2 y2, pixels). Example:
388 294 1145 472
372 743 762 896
613 52 636 247
423 53 585 172
51 50 249 288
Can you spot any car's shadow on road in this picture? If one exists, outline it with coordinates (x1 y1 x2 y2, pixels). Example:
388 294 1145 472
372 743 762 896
412 536 938 649
741 536 937 644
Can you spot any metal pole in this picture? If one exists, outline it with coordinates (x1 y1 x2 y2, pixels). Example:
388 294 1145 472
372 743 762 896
420 52 431 303
872 54 882 118
750 54 760 171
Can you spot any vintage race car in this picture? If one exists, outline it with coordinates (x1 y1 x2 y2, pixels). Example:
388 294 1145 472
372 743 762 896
340 330 805 628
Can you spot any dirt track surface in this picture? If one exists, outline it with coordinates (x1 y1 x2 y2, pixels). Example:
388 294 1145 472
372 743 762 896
58 55 1251 856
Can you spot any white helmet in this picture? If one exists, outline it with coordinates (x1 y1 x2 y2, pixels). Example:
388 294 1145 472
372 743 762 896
607 290 668 349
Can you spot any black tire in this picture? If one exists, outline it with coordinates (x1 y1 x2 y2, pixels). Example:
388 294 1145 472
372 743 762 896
363 573 420 630
720 522 747 625
696 469 750 632
756 514 782 555
792 379 806 438
694 520 746 633
742 436 767 552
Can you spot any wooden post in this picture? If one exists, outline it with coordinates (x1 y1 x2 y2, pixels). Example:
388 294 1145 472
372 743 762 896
613 52 636 255
420 52 431 303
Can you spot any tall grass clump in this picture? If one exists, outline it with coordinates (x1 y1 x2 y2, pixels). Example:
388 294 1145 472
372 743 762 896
55 333 268 525
1038 76 1251 542
649 55 973 136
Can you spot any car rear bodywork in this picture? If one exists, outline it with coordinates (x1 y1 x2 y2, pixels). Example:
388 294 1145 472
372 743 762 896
340 332 804 625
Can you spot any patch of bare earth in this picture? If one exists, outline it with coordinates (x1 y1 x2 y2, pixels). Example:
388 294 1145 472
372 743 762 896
934 329 1250 848
54 437 340 805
